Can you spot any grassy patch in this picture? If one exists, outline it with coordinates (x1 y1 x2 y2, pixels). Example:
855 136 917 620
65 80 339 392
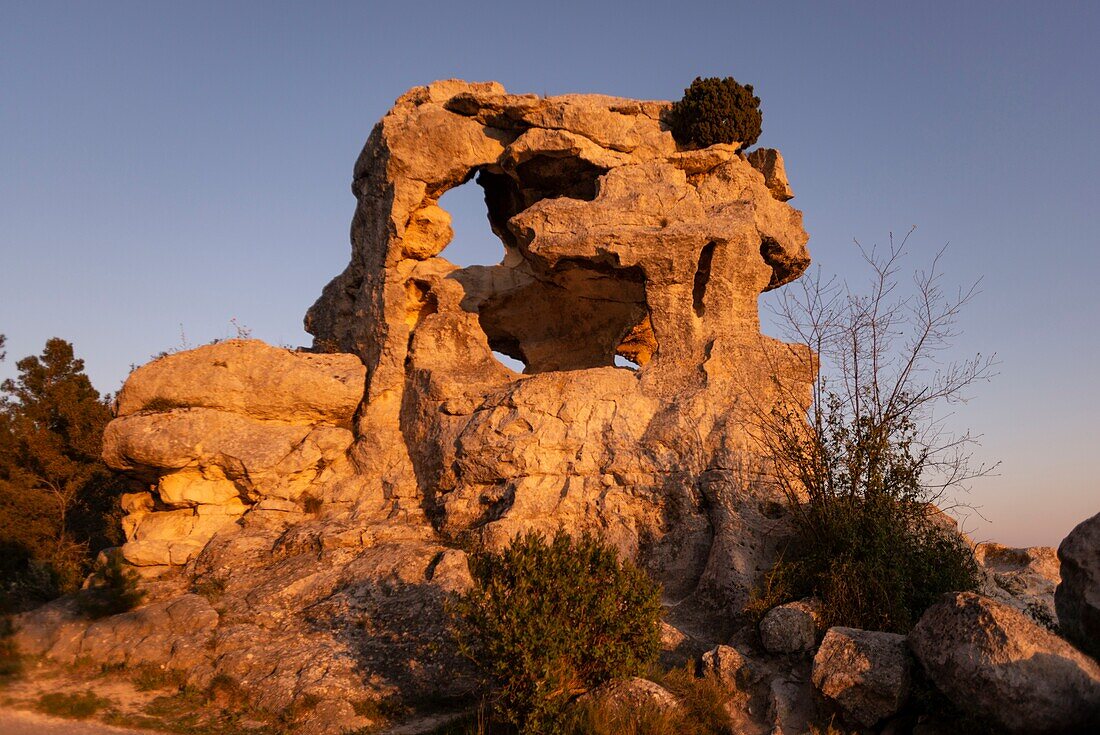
35 690 113 719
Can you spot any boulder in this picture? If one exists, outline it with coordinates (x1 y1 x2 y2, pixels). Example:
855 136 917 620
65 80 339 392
1056 511 1100 659
34 80 824 730
760 598 821 654
811 626 911 727
700 643 758 689
115 339 365 424
910 592 1100 734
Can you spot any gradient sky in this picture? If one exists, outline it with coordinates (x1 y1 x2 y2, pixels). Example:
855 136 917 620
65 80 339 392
2 1 1097 546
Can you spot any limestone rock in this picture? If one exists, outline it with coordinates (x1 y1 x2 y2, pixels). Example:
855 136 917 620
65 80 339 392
910 592 1100 734
759 598 821 654
747 148 794 201
975 541 1060 628
304 78 813 611
1056 511 1100 659
115 339 365 424
700 643 758 689
811 627 911 727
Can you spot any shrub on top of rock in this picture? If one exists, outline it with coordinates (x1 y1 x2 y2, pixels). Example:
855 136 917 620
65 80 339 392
451 530 663 734
669 76 763 150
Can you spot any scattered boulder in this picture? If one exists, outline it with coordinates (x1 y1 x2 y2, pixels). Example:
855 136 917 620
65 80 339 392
910 591 1100 734
1056 511 1100 659
811 626 911 727
760 598 821 654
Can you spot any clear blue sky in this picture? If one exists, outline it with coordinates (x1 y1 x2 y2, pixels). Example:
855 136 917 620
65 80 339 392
2 1 1097 546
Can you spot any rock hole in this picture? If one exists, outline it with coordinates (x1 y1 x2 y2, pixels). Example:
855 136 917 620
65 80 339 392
614 355 640 371
436 180 508 267
492 351 527 373
693 241 717 317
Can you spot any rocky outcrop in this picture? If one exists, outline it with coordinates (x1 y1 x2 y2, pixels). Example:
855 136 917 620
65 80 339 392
1056 511 1100 659
811 627 911 727
16 80 818 733
101 340 364 570
976 541 1061 627
910 592 1100 734
302 79 813 610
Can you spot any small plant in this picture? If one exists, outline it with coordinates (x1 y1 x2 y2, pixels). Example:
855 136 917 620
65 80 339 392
452 530 663 734
140 396 188 412
191 575 227 601
35 690 112 719
669 76 762 150
77 554 145 618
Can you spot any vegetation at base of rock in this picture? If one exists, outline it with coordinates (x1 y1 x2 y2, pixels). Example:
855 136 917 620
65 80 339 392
751 234 992 632
0 616 23 682
669 76 762 149
35 689 113 719
452 530 663 734
0 336 126 613
75 553 145 618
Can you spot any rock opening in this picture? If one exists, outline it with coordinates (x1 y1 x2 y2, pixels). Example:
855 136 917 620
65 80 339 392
693 241 717 317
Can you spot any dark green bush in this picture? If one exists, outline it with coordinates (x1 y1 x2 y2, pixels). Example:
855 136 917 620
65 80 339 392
452 531 663 734
669 77 762 149
76 553 145 618
750 395 981 633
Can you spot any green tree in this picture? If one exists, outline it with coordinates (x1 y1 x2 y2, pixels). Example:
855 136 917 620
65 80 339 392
669 76 763 150
0 338 123 610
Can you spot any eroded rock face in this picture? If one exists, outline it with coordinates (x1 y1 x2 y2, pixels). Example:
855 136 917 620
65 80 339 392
305 78 813 607
910 592 1100 734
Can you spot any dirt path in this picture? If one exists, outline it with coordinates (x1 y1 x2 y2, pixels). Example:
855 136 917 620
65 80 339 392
0 707 165 734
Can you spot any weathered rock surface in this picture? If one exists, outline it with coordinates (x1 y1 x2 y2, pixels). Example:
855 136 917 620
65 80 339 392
975 541 1061 628
115 340 365 423
910 592 1100 734
760 598 821 654
17 80 818 733
811 627 911 727
1056 511 1100 659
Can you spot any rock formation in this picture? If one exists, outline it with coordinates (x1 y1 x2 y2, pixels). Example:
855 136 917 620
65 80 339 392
14 80 814 731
